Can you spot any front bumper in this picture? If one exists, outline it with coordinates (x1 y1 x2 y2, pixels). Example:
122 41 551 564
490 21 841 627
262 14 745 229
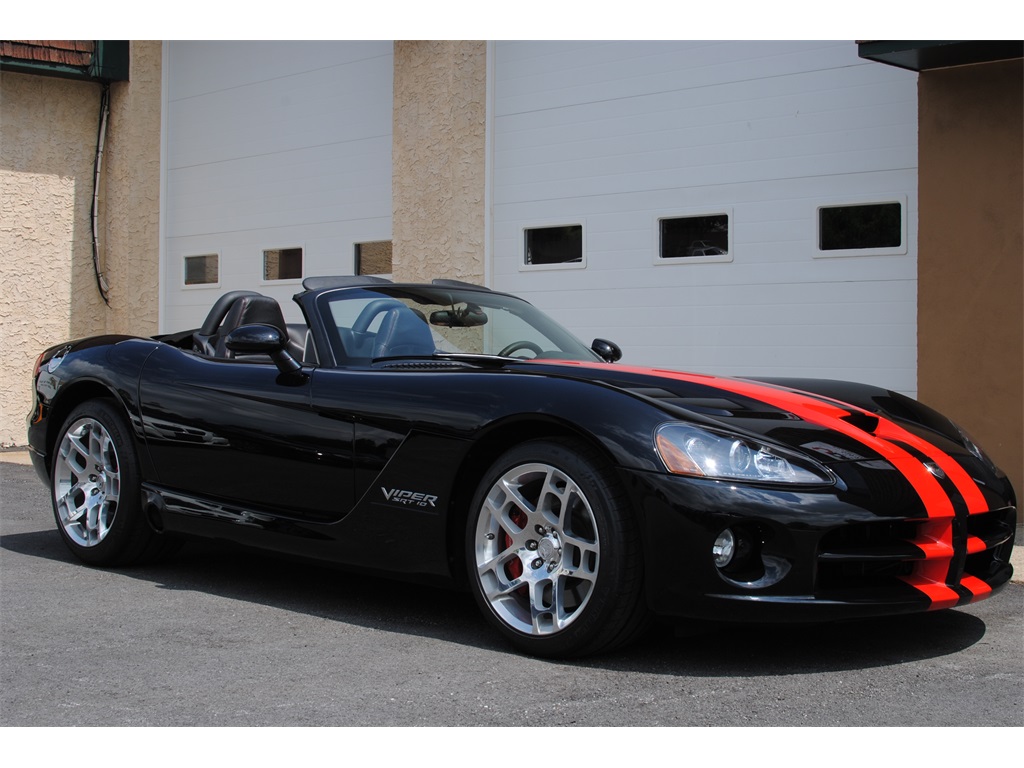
621 462 1016 623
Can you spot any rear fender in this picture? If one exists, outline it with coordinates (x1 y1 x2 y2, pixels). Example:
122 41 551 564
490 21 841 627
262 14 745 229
29 338 160 479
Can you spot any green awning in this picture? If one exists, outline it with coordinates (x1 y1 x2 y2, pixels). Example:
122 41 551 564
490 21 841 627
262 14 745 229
858 40 1023 72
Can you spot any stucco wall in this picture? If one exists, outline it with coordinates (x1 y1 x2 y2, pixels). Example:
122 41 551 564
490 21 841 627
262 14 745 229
103 41 162 336
1 71 101 446
392 41 486 283
0 41 162 447
918 59 1023 498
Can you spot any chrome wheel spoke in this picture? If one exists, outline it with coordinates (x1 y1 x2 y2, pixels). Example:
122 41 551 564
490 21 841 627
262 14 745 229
492 576 527 598
534 468 568 527
560 534 599 578
93 502 113 543
531 577 561 633
63 431 91 472
56 481 84 517
524 575 575 634
104 469 121 504
476 547 519 585
495 478 536 531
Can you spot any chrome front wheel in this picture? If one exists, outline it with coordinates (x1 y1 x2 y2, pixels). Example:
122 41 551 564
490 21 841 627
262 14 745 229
473 460 600 637
467 439 649 658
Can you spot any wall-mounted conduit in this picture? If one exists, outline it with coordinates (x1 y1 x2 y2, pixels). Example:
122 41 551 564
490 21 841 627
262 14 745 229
91 83 111 306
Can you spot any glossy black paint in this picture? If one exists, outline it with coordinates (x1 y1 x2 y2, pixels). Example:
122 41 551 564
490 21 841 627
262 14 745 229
26 280 1017 623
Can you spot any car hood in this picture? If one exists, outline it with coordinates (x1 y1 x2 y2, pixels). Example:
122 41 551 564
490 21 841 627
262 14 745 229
520 359 985 479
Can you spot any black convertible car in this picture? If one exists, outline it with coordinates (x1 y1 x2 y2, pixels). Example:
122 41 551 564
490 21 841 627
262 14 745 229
26 277 1016 657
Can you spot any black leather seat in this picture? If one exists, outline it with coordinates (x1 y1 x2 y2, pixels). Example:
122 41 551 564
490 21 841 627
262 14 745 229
215 295 291 359
287 324 318 365
189 293 293 361
371 306 435 359
192 290 261 356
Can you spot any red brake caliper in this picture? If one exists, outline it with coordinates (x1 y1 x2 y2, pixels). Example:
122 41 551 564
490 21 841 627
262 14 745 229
504 509 527 581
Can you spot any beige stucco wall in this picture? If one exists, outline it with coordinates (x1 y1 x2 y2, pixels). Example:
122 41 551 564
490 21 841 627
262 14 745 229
0 41 162 447
102 41 162 337
392 41 487 283
918 58 1023 499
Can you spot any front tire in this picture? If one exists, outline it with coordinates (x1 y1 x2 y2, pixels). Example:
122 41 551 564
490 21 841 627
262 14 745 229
467 438 649 657
51 400 168 566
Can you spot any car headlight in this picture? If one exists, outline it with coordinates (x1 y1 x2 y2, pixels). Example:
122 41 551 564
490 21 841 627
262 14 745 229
953 423 1004 477
655 423 833 485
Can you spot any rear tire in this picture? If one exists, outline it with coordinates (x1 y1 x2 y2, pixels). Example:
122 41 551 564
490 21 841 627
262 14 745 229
51 400 172 566
467 438 649 658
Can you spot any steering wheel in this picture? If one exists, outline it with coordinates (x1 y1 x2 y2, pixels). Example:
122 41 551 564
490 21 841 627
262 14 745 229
498 340 544 358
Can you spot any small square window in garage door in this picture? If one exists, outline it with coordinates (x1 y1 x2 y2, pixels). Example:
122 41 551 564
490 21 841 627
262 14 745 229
263 247 303 281
818 202 903 252
659 214 729 260
184 254 219 286
524 225 583 266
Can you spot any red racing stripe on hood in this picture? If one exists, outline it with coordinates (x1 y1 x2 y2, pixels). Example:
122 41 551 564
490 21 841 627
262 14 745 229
562 361 984 515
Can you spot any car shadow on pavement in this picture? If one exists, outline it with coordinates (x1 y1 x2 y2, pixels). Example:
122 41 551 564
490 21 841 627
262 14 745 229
605 608 990 677
1 527 991 676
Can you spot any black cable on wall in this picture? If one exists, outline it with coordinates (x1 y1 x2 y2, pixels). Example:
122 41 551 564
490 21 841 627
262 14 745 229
91 83 111 306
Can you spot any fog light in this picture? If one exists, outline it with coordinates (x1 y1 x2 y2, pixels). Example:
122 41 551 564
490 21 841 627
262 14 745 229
712 529 735 568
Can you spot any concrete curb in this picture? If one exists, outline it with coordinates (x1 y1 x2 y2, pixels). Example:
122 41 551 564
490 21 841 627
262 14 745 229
1 450 32 466
2 450 1022 583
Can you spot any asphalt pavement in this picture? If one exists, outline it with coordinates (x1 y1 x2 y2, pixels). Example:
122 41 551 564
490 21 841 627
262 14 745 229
2 451 1022 731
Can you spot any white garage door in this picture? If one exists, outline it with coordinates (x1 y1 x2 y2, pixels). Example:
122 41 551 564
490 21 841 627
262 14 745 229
490 41 920 395
161 41 393 331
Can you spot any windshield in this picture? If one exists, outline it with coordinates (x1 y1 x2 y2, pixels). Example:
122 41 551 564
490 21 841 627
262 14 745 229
317 285 600 365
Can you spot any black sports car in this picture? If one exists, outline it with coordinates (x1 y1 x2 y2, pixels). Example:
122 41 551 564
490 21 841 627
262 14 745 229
26 277 1017 657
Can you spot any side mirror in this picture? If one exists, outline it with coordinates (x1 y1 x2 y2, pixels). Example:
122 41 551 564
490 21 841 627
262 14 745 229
591 338 622 363
225 324 302 375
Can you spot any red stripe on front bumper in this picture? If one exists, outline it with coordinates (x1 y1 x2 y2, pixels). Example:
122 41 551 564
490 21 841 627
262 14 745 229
900 577 962 610
959 574 993 603
900 518 957 609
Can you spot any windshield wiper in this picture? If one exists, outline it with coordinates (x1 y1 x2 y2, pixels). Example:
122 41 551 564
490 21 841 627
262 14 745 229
431 352 513 366
368 352 511 367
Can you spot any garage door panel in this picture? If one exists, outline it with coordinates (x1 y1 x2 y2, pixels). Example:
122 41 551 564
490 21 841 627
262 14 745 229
496 41 882 116
490 41 918 395
162 42 393 333
165 137 392 236
166 41 391 102
167 55 393 169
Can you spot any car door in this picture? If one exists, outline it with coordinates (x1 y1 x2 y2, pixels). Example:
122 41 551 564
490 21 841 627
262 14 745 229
138 345 356 523
306 363 483 578
309 366 449 503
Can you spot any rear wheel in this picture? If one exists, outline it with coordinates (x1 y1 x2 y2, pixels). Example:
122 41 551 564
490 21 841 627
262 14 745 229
51 400 170 566
467 438 649 657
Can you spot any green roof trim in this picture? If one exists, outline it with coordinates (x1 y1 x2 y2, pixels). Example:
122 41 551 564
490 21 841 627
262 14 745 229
0 40 129 82
858 40 1023 72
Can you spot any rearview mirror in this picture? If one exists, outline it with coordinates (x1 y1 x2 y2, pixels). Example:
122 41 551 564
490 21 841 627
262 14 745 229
430 304 488 328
